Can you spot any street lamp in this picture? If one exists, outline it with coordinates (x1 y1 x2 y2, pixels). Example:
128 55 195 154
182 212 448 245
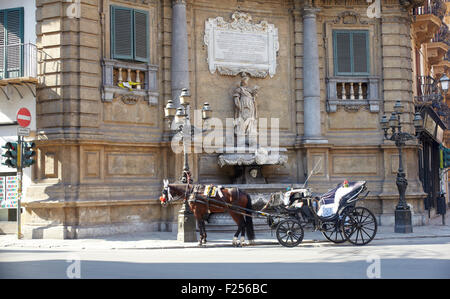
440 74 450 94
380 100 423 233
164 88 213 242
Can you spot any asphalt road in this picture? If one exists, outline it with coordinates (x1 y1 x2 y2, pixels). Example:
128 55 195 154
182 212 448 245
0 237 449 279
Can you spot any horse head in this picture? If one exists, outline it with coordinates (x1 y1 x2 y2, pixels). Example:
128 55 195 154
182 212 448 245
160 179 186 207
160 179 171 207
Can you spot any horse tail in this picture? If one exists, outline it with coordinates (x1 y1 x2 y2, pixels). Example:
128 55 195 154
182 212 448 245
245 193 255 241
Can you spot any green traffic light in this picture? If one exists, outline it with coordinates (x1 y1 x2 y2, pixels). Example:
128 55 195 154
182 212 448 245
1 142 19 169
2 158 17 168
22 141 36 169
22 159 35 167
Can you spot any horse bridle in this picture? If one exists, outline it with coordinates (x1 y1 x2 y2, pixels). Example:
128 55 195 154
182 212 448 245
163 181 189 203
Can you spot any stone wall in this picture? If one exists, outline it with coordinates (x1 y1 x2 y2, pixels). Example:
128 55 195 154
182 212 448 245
24 0 177 239
22 0 427 238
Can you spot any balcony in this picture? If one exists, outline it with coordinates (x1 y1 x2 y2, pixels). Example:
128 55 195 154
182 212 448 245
102 59 159 105
0 43 38 85
426 41 449 65
326 76 380 112
412 4 444 46
432 60 450 76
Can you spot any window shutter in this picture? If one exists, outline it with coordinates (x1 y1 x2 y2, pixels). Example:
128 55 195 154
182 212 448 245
0 11 5 78
5 8 23 78
111 6 133 60
334 30 369 76
134 10 149 62
335 32 351 74
352 32 368 74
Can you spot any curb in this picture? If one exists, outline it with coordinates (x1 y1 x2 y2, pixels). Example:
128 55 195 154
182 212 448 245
105 234 450 250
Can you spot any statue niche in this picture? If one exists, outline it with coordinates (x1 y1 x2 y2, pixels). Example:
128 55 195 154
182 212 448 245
217 73 288 184
233 74 259 146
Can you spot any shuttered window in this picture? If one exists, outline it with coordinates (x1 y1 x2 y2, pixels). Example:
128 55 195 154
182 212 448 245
111 6 149 62
333 30 369 76
0 7 24 79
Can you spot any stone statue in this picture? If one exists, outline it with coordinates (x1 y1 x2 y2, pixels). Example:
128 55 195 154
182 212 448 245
233 74 259 143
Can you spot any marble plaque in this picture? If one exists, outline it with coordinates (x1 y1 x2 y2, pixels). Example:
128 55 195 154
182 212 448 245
204 12 279 78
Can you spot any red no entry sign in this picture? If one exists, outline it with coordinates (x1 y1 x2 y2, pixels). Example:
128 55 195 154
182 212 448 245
16 108 31 128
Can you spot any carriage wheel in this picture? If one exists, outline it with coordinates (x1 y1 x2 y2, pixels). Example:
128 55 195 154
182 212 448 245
321 222 346 244
341 207 377 246
276 219 304 247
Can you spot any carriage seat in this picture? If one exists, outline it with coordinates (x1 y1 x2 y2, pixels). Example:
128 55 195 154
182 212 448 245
316 181 366 217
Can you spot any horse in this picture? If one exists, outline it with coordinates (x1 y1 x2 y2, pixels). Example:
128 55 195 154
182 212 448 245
160 179 255 246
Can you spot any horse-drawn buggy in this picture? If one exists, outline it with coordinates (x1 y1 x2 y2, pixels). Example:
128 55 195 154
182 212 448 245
160 179 377 247
264 180 377 247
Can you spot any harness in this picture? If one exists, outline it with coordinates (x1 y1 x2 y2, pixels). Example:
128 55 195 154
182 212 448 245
188 185 237 212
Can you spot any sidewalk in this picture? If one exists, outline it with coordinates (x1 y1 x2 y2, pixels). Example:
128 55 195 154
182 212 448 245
1 214 449 250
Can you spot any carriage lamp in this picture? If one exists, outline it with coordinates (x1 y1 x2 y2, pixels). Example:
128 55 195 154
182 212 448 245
389 112 399 128
179 88 191 106
379 99 423 234
413 112 423 132
440 74 450 94
164 100 176 119
202 102 212 120
174 107 187 124
380 115 389 130
393 100 404 114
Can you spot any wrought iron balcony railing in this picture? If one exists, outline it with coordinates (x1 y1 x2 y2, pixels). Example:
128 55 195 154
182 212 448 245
413 0 446 19
0 43 38 80
415 75 442 103
432 24 450 45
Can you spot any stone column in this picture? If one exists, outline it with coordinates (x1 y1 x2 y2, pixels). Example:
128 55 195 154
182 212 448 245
302 7 326 143
171 0 190 105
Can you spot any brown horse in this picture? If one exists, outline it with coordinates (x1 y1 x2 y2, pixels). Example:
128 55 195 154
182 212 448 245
160 180 255 246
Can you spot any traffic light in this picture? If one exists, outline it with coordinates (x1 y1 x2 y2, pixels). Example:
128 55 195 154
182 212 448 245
22 142 36 168
440 146 450 169
2 142 18 168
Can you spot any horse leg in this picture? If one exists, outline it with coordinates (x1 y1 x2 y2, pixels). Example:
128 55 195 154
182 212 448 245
240 216 246 246
233 228 241 246
200 220 207 245
197 219 204 246
233 221 242 247
231 211 249 247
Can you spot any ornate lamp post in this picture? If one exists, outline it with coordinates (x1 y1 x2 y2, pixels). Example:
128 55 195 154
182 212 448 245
380 100 423 233
440 74 449 93
164 88 213 242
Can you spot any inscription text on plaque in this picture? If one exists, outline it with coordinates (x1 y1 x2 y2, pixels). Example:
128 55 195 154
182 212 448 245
204 12 279 78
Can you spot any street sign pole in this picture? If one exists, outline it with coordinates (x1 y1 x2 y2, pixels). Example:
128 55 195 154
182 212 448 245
14 107 32 239
16 136 23 239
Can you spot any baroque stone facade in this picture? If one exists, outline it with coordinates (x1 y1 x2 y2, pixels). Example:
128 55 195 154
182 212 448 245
22 0 427 238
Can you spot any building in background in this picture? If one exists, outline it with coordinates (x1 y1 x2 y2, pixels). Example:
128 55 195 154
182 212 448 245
0 0 37 231
5 0 443 239
411 0 450 220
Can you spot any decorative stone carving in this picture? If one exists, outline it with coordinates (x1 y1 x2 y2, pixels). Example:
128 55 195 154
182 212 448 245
233 74 259 140
217 148 288 168
204 11 279 78
331 11 369 25
117 94 141 105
